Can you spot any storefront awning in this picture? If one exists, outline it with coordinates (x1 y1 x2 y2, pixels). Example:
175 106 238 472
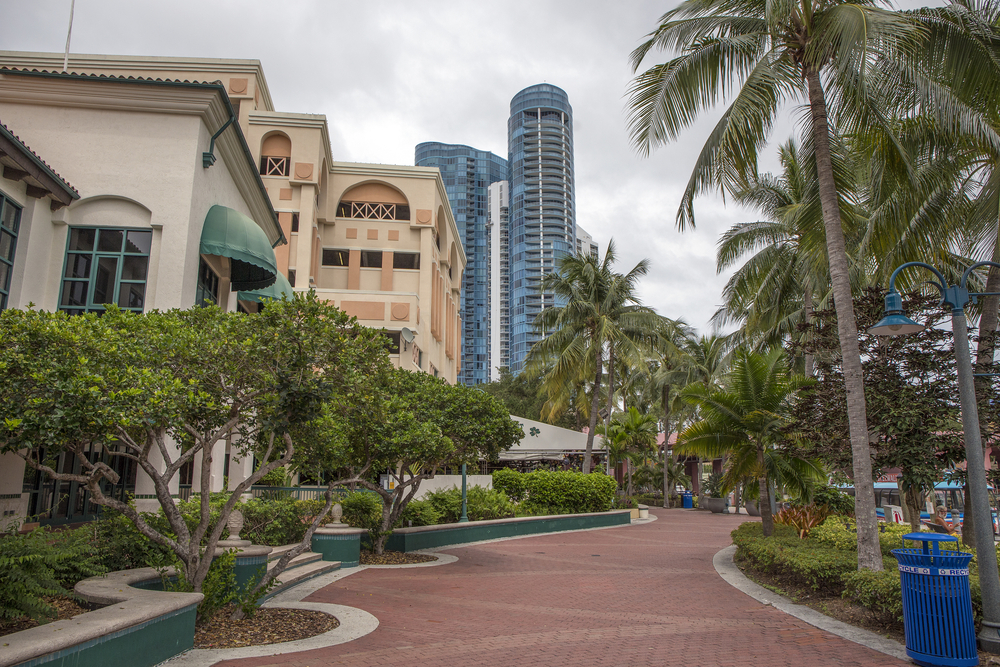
200 205 277 291
239 271 294 304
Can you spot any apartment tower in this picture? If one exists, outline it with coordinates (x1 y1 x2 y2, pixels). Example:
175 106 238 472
415 143 507 385
506 84 576 374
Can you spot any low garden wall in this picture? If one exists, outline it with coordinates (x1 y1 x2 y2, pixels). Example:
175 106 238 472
384 510 632 552
0 568 202 667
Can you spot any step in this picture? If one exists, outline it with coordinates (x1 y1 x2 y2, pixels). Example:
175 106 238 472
262 559 340 601
267 544 298 561
265 551 322 573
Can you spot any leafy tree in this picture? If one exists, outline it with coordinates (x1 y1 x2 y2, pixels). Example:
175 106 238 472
480 367 580 430
790 289 968 530
677 348 821 536
600 407 659 497
310 367 523 554
526 240 661 473
0 294 387 597
626 0 932 570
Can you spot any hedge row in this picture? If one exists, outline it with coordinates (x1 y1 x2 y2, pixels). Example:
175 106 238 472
492 469 616 514
733 519 984 626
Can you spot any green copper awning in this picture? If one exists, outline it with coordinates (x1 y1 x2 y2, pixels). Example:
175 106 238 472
238 271 294 304
200 205 277 291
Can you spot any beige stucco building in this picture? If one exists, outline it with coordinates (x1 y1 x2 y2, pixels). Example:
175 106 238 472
0 51 465 527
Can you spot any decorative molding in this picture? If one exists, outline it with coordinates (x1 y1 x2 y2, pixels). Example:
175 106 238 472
387 230 399 241
279 188 292 200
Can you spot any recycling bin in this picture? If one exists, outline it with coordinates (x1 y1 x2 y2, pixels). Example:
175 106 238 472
891 533 977 667
682 492 693 509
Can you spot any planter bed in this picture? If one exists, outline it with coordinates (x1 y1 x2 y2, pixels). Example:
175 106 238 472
0 568 202 667
384 510 632 552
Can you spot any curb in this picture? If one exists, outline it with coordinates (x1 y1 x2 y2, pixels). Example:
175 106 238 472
713 545 908 661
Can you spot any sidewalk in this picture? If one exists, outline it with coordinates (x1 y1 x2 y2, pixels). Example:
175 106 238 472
212 508 907 667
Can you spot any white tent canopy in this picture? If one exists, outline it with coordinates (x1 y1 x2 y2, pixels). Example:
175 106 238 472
500 417 604 460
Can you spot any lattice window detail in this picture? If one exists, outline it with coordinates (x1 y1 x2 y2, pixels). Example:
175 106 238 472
260 155 289 177
336 201 410 221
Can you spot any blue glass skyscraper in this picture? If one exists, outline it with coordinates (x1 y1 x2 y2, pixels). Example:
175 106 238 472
415 142 507 385
507 84 576 374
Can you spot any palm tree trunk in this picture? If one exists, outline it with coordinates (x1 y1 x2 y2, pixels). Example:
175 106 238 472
605 350 616 430
583 347 604 474
805 67 881 572
757 446 774 537
968 231 1000 550
803 289 815 378
662 387 671 508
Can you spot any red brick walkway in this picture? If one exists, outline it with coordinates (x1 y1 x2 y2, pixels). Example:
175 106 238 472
215 508 906 666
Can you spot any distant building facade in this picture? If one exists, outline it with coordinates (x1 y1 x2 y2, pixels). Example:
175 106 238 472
575 224 599 260
488 180 510 381
415 143 506 385
507 84 576 374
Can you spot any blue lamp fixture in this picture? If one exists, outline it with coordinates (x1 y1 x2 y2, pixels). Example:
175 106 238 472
871 260 1000 653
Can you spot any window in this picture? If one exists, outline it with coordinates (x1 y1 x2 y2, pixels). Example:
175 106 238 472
336 201 410 221
195 258 220 307
392 252 420 270
291 213 299 233
382 331 400 354
288 269 296 287
60 228 152 315
322 249 349 267
360 251 382 268
0 194 21 310
259 155 289 177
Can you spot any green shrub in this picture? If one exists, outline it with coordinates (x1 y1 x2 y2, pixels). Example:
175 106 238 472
239 497 328 546
704 472 725 499
399 499 442 527
806 485 855 515
257 468 292 488
731 522 856 592
810 517 859 551
96 507 174 571
341 491 383 529
492 468 527 502
842 569 903 625
422 486 517 523
523 470 616 514
0 526 105 622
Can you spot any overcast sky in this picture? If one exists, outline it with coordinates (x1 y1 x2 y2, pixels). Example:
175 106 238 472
0 0 935 334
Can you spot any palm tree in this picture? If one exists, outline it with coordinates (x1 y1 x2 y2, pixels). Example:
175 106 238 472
676 348 821 536
615 407 659 497
626 0 926 570
525 240 662 473
716 138 868 374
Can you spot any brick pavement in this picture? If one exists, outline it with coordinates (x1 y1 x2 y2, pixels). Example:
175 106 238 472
213 509 906 666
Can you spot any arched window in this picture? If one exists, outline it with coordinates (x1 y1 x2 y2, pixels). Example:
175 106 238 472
336 182 410 221
259 133 291 177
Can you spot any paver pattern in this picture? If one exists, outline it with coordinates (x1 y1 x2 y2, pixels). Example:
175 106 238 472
213 509 906 666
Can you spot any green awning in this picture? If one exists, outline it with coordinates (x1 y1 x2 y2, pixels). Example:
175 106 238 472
238 271 294 304
200 205 277 291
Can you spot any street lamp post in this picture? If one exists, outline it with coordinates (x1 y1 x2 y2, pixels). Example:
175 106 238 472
871 260 1000 652
459 462 469 523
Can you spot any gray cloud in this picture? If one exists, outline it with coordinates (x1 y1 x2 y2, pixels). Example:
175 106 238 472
1 0 940 333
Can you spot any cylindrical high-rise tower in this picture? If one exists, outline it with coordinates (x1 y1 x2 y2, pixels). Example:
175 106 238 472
507 84 576 374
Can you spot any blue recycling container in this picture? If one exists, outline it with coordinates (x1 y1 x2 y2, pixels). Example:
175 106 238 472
682 492 693 509
891 533 977 667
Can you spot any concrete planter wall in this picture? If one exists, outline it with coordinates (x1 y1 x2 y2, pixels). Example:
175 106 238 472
0 568 202 667
312 526 366 567
745 500 761 517
384 510 632 552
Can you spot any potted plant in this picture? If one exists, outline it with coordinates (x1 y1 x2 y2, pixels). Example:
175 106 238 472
701 472 728 514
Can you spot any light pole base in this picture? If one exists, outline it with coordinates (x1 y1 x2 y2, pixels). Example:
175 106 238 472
978 622 1000 654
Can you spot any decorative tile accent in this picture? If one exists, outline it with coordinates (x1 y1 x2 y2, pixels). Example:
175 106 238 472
229 78 248 94
279 188 292 200
415 209 432 225
391 303 410 321
367 229 378 240
388 230 399 241
346 228 358 239
294 162 314 180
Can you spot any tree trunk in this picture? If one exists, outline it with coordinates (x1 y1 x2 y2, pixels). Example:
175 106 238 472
583 347 604 475
662 386 672 508
803 289 815 377
969 231 1000 552
805 67 881 571
758 446 774 537
963 482 977 551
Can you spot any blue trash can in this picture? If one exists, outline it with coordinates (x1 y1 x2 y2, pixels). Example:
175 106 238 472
891 533 977 667
682 492 693 509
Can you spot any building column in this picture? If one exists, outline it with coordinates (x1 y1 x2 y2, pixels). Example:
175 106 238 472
0 452 27 531
295 184 316 286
